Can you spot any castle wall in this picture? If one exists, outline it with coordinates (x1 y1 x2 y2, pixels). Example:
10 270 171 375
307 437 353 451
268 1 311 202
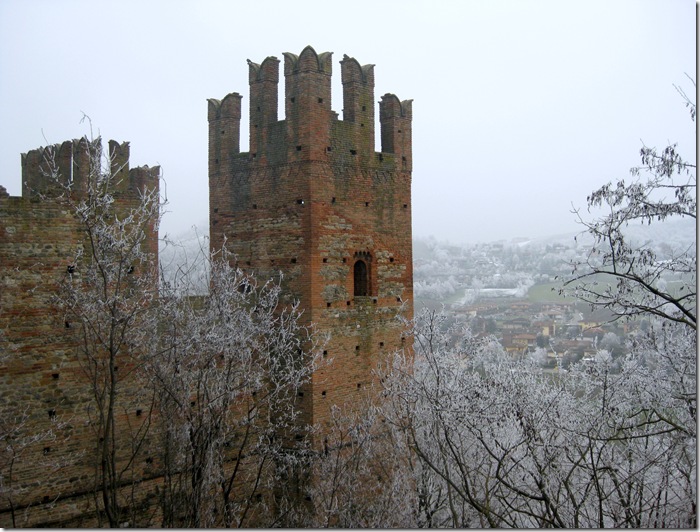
0 140 160 527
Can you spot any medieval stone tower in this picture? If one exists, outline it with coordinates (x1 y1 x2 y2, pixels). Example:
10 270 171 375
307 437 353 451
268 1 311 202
208 45 413 432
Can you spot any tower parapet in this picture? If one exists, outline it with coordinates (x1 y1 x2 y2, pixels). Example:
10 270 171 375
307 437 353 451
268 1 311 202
208 93 243 153
208 45 412 171
340 54 375 158
208 93 243 185
283 46 334 161
21 137 100 199
248 57 280 161
380 94 413 171
108 139 130 192
104 140 160 200
19 137 159 202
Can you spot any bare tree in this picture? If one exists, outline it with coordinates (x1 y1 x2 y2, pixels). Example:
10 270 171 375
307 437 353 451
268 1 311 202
381 308 696 527
48 134 162 527
564 81 696 329
295 400 418 528
152 248 322 527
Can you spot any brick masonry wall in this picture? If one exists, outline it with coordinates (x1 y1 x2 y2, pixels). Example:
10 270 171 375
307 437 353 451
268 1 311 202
0 142 160 528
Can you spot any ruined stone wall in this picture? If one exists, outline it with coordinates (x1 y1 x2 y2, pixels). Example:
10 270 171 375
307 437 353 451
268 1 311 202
208 46 413 436
0 139 160 527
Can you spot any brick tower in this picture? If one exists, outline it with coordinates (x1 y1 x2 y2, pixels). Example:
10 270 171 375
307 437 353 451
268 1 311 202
208 45 413 434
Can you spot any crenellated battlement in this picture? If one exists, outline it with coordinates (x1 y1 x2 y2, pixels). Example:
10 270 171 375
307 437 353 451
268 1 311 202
282 45 333 75
248 56 280 160
14 137 159 203
208 45 412 169
248 56 280 83
208 93 243 122
379 93 413 119
379 94 413 171
340 54 376 157
340 54 375 85
21 137 99 199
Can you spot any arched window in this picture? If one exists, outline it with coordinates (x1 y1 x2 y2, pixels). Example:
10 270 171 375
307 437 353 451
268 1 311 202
354 260 369 296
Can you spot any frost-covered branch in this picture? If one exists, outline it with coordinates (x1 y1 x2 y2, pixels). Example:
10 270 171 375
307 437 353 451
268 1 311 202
152 248 323 527
563 87 696 330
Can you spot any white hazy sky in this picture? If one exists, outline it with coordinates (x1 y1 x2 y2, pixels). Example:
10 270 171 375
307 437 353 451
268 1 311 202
0 0 696 244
